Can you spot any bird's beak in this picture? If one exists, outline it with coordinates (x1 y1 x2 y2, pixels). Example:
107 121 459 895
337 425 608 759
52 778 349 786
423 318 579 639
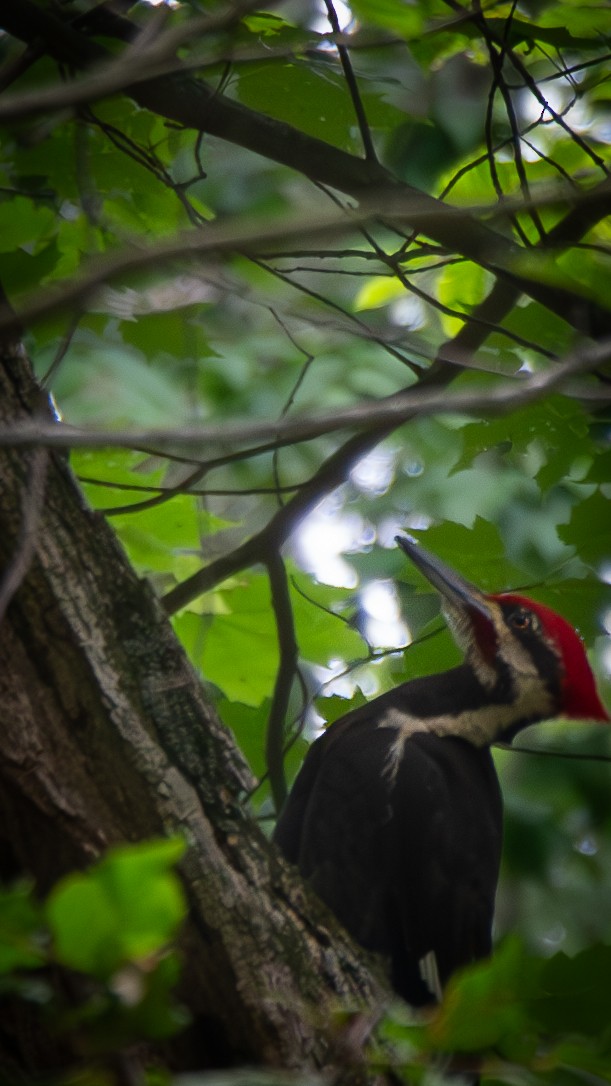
395 535 498 657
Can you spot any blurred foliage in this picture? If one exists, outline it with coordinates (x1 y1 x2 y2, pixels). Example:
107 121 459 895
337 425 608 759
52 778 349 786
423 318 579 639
376 937 611 1083
0 840 187 1068
1 0 610 1081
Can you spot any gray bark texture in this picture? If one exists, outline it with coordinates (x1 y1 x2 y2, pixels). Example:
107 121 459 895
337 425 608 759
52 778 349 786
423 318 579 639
0 346 388 1079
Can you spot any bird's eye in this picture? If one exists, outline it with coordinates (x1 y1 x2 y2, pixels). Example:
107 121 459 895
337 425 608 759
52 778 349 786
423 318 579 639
509 609 533 631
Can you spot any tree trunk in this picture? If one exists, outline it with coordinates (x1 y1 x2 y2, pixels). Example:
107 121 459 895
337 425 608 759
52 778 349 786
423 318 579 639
0 346 387 1078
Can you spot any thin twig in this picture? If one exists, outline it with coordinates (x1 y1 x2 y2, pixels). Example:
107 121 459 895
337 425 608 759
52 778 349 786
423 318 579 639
248 252 421 377
324 0 377 163
496 742 611 763
78 475 304 498
482 6 610 176
1 336 609 457
42 312 82 386
266 552 300 813
1 166 609 343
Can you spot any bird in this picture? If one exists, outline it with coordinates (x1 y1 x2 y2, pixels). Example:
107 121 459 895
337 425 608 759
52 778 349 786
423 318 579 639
273 534 609 1007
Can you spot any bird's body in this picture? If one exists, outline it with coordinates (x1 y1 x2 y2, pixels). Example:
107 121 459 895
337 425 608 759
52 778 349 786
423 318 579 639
274 537 609 1005
274 681 503 1004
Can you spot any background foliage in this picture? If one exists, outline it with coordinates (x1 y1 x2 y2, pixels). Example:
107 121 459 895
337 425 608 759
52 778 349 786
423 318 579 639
0 0 610 1081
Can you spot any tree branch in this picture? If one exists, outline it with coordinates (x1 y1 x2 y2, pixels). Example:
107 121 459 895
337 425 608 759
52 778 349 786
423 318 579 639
324 0 377 162
159 335 611 613
2 1 611 337
266 552 300 813
0 338 607 460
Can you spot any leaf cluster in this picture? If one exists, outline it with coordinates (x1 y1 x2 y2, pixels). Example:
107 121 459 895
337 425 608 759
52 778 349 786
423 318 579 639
0 840 188 1067
378 938 611 1084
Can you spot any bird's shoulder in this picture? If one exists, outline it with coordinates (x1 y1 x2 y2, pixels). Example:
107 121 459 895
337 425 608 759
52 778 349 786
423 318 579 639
274 669 500 863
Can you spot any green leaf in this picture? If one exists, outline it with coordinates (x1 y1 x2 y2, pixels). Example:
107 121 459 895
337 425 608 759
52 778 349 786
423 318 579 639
217 696 310 808
354 276 405 311
0 243 61 299
350 0 424 38
437 261 492 336
427 938 539 1059
585 449 611 485
216 697 271 782
71 447 166 505
234 59 360 149
534 945 611 1036
120 310 214 364
402 520 527 594
380 941 611 1075
454 14 611 50
542 577 611 645
111 495 207 574
536 0 611 37
0 196 55 253
290 579 366 667
183 575 279 708
50 339 189 427
314 690 369 724
46 838 187 979
454 394 591 481
558 490 611 569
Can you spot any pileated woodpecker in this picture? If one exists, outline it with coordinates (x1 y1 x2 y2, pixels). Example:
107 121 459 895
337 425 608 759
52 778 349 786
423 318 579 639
274 535 609 1006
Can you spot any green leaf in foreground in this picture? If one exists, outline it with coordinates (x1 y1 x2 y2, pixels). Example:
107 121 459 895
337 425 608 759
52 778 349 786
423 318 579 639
46 838 187 979
427 938 539 1061
378 940 611 1081
534 945 611 1037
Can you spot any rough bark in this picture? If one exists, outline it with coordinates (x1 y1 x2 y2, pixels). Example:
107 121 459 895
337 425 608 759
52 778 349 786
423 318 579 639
0 347 388 1078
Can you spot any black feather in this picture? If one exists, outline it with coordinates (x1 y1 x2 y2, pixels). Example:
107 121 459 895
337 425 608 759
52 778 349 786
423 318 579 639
274 666 503 1006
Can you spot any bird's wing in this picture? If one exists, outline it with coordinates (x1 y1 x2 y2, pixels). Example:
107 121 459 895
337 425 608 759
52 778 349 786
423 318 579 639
295 717 401 952
274 715 502 1006
389 733 503 1000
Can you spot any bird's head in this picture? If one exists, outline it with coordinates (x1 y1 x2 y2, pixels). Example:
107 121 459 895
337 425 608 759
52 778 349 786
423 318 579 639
396 534 609 733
